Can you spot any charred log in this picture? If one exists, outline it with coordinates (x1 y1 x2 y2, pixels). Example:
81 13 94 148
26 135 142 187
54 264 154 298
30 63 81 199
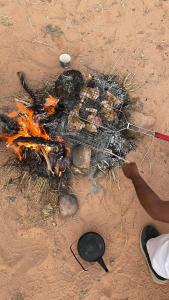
55 70 84 106
0 114 19 135
17 71 44 113
14 136 64 149
17 71 36 101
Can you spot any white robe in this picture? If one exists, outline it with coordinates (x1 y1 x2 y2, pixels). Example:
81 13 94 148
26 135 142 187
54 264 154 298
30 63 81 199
147 234 169 279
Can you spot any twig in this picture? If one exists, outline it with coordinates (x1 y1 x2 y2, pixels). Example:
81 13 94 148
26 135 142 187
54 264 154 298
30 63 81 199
16 99 31 106
105 149 129 163
120 0 126 8
122 196 134 217
110 168 116 182
40 146 54 175
32 39 54 49
114 166 121 190
123 72 135 87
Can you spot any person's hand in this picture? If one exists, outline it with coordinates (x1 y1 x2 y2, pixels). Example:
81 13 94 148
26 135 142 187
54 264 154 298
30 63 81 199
122 162 140 180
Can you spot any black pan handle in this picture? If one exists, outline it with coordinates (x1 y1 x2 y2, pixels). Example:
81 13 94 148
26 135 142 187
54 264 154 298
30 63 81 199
97 257 109 273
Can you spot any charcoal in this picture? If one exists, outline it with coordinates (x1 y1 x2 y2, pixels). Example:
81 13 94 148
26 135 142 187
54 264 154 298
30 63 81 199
58 168 71 193
0 114 19 134
55 70 84 99
21 148 49 178
17 71 36 101
17 71 45 113
14 136 63 150
86 78 97 88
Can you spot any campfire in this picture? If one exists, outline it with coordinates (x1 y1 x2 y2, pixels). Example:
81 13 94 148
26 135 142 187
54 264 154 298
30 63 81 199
1 98 67 177
0 69 136 215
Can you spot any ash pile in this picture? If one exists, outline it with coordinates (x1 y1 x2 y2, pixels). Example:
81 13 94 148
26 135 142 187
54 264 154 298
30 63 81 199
0 69 136 196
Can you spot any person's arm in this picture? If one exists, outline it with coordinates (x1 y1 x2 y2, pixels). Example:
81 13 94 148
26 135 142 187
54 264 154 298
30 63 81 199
122 162 169 223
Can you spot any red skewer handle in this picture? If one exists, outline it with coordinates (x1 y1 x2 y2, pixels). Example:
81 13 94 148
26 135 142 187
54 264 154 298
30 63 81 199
155 132 169 142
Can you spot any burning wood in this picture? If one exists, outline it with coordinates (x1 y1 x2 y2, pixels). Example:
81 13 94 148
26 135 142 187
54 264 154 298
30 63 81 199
0 95 66 177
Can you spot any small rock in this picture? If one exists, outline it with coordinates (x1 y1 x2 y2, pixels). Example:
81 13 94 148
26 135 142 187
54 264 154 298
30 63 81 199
44 24 63 35
59 194 78 217
73 145 91 171
79 289 89 300
131 111 156 129
7 196 16 203
109 256 115 263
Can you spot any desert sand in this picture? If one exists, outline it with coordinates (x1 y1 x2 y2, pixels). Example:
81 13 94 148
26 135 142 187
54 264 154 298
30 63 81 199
0 0 169 299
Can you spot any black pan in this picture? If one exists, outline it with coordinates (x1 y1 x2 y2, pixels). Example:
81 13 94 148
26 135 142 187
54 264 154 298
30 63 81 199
77 232 108 272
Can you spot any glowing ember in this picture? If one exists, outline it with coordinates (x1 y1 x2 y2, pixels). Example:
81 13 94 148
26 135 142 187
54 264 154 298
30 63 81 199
44 95 59 115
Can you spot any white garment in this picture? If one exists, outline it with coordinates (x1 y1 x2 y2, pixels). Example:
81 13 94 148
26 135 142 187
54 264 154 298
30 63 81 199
147 234 169 279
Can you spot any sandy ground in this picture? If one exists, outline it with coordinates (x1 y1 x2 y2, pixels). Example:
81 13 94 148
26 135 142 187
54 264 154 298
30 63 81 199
1 0 169 299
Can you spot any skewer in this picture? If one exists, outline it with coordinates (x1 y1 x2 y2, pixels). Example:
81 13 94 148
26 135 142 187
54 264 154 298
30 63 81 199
104 149 129 163
16 99 31 106
127 123 154 137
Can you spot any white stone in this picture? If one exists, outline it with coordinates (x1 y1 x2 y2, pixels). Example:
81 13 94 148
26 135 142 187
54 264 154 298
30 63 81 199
59 53 71 64
59 194 78 217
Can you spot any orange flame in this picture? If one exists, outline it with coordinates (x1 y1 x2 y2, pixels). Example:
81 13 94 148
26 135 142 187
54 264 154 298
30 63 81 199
0 95 69 177
44 95 59 115
2 96 60 161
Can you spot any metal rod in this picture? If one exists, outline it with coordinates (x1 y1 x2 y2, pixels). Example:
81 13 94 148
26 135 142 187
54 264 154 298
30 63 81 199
105 149 130 163
127 123 154 137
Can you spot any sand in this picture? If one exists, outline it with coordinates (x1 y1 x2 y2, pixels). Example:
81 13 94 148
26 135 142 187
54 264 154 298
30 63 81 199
0 0 169 299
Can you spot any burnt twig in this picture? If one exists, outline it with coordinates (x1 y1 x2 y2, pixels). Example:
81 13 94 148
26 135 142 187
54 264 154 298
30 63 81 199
40 146 54 175
13 136 62 148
